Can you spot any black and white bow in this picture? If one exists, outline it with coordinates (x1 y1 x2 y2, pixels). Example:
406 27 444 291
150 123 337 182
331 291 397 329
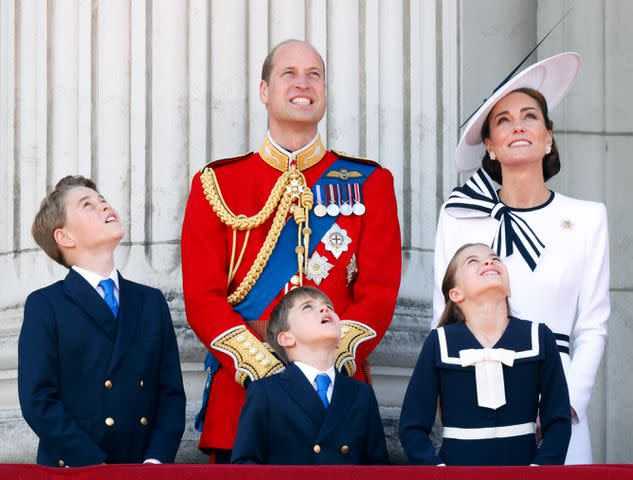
445 169 545 271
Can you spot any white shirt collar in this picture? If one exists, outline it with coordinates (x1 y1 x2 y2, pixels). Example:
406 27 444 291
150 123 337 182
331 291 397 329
266 130 320 158
294 361 336 388
72 265 119 292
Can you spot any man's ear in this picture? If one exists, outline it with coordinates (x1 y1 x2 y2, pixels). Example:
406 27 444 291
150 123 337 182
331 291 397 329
259 80 269 107
448 287 464 304
53 228 75 249
277 330 295 348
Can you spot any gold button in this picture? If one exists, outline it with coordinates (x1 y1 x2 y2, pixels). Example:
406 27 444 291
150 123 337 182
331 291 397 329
140 417 148 426
104 380 112 389
58 460 65 467
236 334 245 342
105 417 115 427
313 444 321 454
340 445 349 454
342 326 350 334
140 379 144 388
244 341 252 348
249 347 258 355
290 275 300 286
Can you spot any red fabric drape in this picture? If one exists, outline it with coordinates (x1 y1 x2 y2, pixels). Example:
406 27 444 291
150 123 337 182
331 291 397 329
1 464 633 480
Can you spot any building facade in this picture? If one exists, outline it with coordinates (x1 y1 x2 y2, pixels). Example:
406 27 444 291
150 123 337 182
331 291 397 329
0 0 630 463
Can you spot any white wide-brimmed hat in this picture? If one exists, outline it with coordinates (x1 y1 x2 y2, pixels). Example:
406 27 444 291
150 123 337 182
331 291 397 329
454 52 581 173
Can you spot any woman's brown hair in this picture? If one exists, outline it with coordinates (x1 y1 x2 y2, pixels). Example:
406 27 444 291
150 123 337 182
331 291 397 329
480 87 560 184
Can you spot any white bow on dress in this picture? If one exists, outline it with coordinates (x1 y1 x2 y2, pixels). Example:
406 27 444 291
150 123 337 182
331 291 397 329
459 347 516 410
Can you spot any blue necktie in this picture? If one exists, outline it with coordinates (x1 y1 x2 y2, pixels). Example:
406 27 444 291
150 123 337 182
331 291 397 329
99 279 119 319
315 373 331 409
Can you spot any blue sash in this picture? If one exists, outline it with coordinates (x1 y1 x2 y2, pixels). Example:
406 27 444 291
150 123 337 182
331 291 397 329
194 157 377 431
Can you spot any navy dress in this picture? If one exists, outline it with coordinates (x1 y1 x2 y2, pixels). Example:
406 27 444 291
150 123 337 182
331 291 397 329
399 317 571 466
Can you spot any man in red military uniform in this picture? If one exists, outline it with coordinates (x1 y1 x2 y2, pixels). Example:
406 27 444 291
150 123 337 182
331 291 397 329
181 39 401 462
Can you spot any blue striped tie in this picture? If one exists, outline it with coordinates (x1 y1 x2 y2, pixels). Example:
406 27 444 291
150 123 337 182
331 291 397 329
99 279 119 319
315 373 331 408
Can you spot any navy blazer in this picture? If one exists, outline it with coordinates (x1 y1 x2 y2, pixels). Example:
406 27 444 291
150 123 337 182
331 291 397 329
231 362 389 465
18 269 186 467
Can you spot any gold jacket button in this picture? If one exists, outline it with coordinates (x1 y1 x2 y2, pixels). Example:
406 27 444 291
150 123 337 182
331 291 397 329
58 460 65 467
104 380 112 389
313 445 321 454
290 274 300 286
340 445 350 454
140 379 144 388
140 417 148 426
105 417 115 427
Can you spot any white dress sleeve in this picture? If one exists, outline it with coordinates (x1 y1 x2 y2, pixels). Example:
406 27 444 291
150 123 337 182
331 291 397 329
567 202 610 420
432 207 462 328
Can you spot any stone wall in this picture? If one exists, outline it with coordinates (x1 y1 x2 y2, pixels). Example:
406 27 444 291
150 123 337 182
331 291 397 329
1 0 631 464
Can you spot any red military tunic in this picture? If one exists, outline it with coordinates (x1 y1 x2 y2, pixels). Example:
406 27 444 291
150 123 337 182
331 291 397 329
181 134 402 451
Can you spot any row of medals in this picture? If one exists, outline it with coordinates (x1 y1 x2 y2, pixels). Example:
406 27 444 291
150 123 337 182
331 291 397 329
312 184 366 218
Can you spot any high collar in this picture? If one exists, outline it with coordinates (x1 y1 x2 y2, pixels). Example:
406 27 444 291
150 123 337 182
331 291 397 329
259 131 326 172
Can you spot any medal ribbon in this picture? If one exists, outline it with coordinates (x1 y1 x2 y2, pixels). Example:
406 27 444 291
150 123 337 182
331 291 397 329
328 184 336 206
344 184 352 206
315 185 324 205
353 183 362 205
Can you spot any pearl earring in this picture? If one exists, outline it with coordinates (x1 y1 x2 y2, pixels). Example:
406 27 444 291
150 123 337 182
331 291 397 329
545 144 552 155
489 151 496 160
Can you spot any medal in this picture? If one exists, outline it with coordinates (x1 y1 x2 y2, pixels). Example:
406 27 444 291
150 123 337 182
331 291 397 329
322 223 352 259
313 185 327 217
340 184 353 216
352 183 365 215
326 184 340 216
346 253 359 286
306 252 334 285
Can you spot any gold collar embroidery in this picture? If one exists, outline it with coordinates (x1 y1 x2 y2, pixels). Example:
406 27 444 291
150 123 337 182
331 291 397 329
259 132 326 172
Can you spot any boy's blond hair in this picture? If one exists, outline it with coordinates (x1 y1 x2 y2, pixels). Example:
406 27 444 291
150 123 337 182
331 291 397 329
32 175 98 268
266 286 333 364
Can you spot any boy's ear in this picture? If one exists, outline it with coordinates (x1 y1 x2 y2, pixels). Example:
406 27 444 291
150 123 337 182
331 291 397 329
53 228 75 249
277 330 295 348
448 287 464 304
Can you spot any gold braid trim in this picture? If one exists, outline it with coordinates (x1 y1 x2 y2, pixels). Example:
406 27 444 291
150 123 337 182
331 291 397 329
210 326 284 387
200 166 313 306
335 320 377 377
226 192 291 305
201 166 291 230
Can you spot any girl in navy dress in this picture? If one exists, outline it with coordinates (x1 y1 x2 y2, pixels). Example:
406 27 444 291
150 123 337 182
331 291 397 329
400 243 571 466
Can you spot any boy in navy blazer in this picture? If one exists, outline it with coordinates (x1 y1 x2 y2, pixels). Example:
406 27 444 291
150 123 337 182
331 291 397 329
231 286 389 465
18 176 186 467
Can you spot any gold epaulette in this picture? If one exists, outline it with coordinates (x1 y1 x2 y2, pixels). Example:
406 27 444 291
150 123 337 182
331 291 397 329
210 326 284 387
334 320 377 377
331 150 382 168
199 152 252 173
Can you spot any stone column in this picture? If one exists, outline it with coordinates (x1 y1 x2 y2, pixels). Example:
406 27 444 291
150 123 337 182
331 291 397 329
0 0 457 463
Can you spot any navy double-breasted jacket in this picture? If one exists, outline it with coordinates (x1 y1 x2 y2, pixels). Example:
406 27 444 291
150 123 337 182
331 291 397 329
18 269 186 467
231 362 389 465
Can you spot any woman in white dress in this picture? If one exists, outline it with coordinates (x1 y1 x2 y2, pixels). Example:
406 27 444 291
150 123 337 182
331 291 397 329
432 53 609 464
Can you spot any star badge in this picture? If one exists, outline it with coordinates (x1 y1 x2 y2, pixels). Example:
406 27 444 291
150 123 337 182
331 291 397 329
321 223 352 259
286 179 304 199
306 252 334 286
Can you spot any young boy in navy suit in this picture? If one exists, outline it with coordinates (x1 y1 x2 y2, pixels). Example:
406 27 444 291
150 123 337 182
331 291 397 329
231 286 389 465
18 176 186 467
